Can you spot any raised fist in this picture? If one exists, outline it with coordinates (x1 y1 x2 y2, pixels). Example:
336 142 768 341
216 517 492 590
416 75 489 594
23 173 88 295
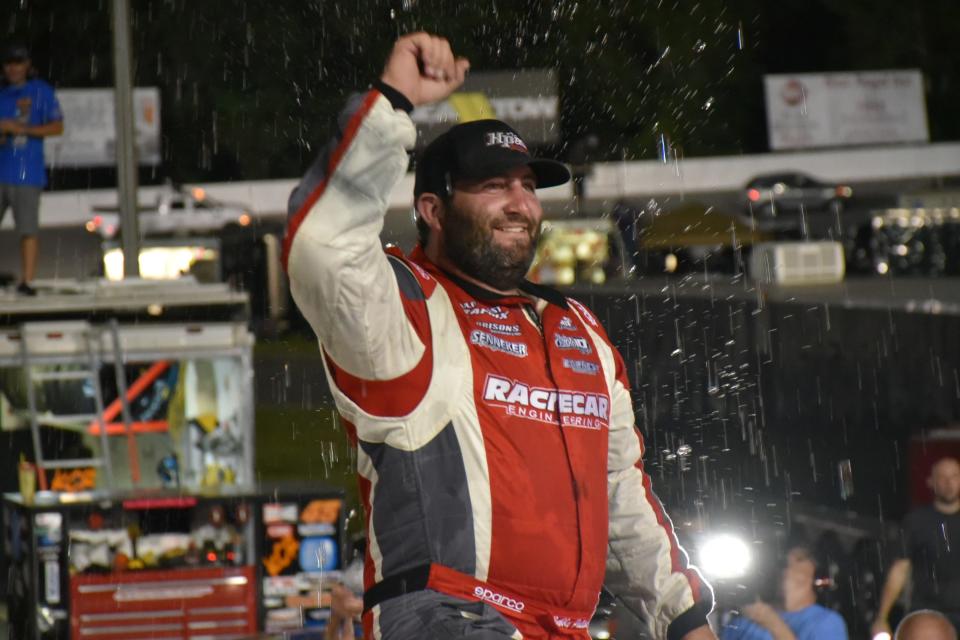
380 32 470 108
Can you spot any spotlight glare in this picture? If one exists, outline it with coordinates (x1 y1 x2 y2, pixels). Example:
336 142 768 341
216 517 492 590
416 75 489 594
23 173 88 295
699 533 751 580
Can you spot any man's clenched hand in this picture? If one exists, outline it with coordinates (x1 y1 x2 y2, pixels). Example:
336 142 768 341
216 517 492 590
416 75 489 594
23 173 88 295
380 32 469 107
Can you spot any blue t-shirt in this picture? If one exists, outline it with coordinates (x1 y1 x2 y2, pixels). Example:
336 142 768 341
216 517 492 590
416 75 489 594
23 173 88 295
720 604 848 640
0 78 62 187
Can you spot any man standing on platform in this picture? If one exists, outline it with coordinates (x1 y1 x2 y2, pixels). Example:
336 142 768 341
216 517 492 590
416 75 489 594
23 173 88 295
0 42 63 295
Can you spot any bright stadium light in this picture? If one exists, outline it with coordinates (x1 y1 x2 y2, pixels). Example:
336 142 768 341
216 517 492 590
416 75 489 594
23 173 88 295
698 533 752 580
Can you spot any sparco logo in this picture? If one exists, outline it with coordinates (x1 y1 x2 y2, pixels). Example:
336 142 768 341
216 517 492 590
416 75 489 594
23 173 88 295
554 333 591 354
473 585 525 613
483 374 609 429
484 131 529 153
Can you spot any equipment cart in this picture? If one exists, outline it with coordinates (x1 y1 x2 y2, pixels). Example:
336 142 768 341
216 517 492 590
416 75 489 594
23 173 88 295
0 279 347 638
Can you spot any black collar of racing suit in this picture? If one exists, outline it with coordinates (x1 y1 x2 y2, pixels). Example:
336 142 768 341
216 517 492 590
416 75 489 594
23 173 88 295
407 244 570 310
519 279 569 310
437 264 569 311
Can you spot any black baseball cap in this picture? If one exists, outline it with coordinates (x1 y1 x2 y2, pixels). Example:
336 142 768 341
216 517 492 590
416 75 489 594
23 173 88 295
2 43 29 63
414 119 570 198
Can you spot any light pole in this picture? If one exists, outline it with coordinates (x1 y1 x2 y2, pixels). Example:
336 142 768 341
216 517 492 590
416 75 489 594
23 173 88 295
112 0 140 277
567 134 599 216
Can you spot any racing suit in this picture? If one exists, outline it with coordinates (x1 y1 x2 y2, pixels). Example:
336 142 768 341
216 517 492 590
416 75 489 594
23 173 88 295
283 87 713 640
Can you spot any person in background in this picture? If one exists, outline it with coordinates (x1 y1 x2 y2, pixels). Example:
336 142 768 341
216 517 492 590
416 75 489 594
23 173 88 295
895 610 959 640
872 457 960 636
720 545 847 640
325 542 365 640
0 42 63 296
325 584 363 640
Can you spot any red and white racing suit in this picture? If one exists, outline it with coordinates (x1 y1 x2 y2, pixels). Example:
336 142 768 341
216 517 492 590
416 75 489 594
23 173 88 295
284 88 713 640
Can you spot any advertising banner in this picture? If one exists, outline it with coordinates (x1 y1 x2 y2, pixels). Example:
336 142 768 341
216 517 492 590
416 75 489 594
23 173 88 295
411 69 559 147
764 70 928 150
44 87 161 166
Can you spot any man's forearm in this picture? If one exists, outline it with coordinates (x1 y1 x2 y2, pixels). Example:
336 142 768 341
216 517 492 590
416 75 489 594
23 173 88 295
876 558 910 621
284 91 424 379
25 120 62 137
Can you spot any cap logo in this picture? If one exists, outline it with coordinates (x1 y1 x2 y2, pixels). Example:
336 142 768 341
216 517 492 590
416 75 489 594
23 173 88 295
485 131 528 153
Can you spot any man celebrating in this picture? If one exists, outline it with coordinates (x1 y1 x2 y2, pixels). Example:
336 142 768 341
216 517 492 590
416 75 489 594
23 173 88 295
285 33 714 639
0 42 63 295
873 457 960 635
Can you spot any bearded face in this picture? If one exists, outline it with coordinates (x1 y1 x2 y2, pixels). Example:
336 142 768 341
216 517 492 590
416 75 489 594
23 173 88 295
441 195 540 292
930 459 960 505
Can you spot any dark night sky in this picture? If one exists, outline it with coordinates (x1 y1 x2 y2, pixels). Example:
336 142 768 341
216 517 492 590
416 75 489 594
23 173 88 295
1 0 956 187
